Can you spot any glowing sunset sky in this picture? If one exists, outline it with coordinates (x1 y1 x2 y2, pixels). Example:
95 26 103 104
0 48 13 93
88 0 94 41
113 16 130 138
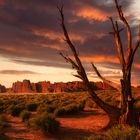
0 0 140 87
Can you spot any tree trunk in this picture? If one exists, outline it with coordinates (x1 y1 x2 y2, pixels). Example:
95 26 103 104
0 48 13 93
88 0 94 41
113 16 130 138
119 72 140 126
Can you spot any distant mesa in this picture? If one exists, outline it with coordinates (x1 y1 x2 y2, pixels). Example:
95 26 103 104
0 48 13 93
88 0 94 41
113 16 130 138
1 79 115 93
5 80 139 94
0 84 6 93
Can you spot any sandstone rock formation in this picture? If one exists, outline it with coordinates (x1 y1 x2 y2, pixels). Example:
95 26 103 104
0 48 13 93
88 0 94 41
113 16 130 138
37 81 51 93
0 84 6 93
11 80 33 93
9 79 115 93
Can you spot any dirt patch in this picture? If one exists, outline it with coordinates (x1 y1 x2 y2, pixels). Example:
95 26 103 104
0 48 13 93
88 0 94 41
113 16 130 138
4 109 108 140
5 115 48 140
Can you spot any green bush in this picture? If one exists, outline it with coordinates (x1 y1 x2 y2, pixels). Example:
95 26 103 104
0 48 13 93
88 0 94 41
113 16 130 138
85 99 94 108
37 104 56 113
7 104 24 116
107 125 139 140
0 122 10 129
20 110 31 122
64 103 79 114
0 134 11 140
33 113 60 134
86 135 105 140
54 103 79 116
78 100 86 111
0 115 7 122
26 102 38 111
54 107 66 116
0 106 4 113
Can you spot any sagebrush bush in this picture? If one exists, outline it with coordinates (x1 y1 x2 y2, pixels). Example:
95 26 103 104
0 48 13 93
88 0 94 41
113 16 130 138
33 113 60 134
0 115 10 131
37 104 56 113
0 106 4 113
107 125 139 140
26 102 38 111
78 100 86 111
64 103 79 114
0 122 10 129
85 99 94 108
7 104 24 116
0 134 11 140
54 107 66 116
86 135 105 140
54 103 79 116
20 110 31 122
0 115 7 122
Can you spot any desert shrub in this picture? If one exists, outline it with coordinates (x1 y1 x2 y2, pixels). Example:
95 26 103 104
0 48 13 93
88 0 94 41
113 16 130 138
0 122 10 129
7 104 24 116
33 113 60 134
54 103 79 116
0 115 7 122
85 99 95 108
134 100 140 113
0 115 10 131
54 107 66 116
20 110 31 122
78 100 86 111
0 106 4 113
86 135 105 140
64 103 79 114
107 125 139 140
37 104 57 113
0 134 11 140
26 102 38 111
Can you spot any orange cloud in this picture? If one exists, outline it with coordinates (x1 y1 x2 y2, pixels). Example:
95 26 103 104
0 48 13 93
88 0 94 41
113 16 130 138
40 43 65 51
75 5 111 21
80 55 119 63
134 63 140 69
33 30 86 44
0 45 31 55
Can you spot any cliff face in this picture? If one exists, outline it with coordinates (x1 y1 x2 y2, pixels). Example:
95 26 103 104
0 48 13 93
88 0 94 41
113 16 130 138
9 79 114 93
37 81 51 93
0 84 6 93
11 80 33 93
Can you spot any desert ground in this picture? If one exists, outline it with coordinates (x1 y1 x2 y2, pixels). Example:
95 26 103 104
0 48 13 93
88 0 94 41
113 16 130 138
0 90 140 140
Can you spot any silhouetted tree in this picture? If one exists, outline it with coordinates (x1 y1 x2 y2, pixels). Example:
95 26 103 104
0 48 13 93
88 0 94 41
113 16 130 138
58 0 140 127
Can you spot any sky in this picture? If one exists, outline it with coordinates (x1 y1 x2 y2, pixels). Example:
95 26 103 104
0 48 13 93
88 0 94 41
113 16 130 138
0 0 140 88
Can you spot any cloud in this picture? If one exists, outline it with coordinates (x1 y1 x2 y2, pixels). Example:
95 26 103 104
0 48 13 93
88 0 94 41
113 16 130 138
80 55 119 64
0 70 40 75
75 5 111 22
0 0 139 86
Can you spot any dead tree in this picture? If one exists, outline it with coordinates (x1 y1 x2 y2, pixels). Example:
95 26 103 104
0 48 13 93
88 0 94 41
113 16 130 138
58 0 140 127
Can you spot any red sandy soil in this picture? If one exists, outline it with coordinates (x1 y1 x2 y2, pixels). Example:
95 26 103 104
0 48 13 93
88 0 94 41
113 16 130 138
5 109 109 140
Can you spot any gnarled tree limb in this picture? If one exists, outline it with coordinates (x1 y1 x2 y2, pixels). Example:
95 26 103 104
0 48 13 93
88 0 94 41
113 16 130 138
58 5 120 114
109 17 126 70
92 63 121 91
115 0 132 52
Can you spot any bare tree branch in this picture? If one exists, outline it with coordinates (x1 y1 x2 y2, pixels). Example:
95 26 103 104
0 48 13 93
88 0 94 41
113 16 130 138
126 22 140 70
92 63 120 91
109 18 126 70
59 52 79 70
72 74 83 80
114 0 132 52
58 5 120 114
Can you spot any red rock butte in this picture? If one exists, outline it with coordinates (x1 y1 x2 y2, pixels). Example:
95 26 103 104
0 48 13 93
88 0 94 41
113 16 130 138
0 79 117 93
